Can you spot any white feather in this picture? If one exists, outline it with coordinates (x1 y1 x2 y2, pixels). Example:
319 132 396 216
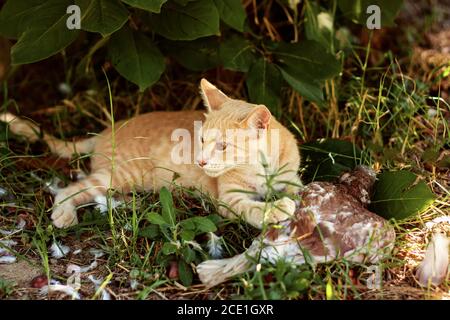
0 255 17 264
94 195 123 214
88 275 111 300
49 241 70 259
207 232 224 259
416 232 450 287
40 284 81 300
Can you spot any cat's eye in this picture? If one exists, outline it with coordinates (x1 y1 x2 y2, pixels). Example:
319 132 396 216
200 136 204 144
216 142 227 151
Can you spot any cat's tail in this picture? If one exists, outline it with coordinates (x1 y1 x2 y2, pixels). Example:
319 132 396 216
0 112 96 158
196 242 259 287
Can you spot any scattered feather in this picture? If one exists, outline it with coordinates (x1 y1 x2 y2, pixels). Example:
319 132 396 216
89 248 105 259
130 279 139 290
0 240 17 255
426 216 450 229
49 241 70 259
94 195 123 214
40 284 81 300
43 177 63 196
185 240 202 251
66 266 81 291
73 249 82 255
58 82 72 95
16 218 26 230
88 275 111 300
207 232 224 259
0 219 24 235
0 255 17 264
0 239 17 247
0 187 7 197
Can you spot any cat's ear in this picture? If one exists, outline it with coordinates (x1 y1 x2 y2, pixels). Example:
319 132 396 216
242 106 272 129
200 78 230 112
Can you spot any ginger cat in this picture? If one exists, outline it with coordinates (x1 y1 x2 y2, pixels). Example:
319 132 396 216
1 79 301 229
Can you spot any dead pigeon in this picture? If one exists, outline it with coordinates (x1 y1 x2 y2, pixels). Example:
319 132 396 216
197 166 396 287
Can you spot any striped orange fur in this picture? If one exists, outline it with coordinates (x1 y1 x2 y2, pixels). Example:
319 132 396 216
1 79 301 228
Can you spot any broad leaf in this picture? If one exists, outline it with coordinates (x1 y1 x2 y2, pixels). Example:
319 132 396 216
163 37 220 71
273 41 340 102
219 35 255 72
370 171 436 220
338 0 403 26
0 0 44 39
109 27 165 91
213 0 246 32
192 217 217 234
159 187 176 226
76 0 129 36
181 247 196 263
279 68 324 102
148 0 220 40
179 218 196 231
138 225 160 239
246 59 283 113
10 0 80 65
180 229 195 241
122 0 168 13
146 212 168 226
178 259 193 286
273 41 341 81
162 242 178 255
173 0 197 5
300 139 369 183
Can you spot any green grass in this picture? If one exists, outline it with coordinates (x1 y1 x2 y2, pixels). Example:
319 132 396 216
0 19 449 300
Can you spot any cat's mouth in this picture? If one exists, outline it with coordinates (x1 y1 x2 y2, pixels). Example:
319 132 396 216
203 169 225 177
203 166 234 177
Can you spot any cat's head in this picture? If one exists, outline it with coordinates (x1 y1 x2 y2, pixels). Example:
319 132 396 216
196 79 273 177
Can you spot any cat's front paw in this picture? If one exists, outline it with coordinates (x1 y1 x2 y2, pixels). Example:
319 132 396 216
265 197 296 224
51 203 78 228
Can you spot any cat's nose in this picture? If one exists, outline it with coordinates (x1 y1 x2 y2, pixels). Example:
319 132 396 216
198 159 208 167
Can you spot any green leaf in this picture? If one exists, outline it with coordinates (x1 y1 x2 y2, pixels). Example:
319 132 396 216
273 41 340 102
192 217 217 234
179 218 196 230
162 242 178 255
181 247 196 263
159 187 176 226
148 0 220 40
76 0 129 36
273 41 341 81
122 0 168 13
213 0 246 32
138 225 160 239
163 37 220 71
0 0 43 39
178 259 193 286
246 58 283 112
219 35 255 72
370 171 436 220
146 212 168 226
9 0 80 65
300 139 369 183
173 0 197 5
109 27 165 91
338 0 403 26
279 68 324 102
180 229 195 241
